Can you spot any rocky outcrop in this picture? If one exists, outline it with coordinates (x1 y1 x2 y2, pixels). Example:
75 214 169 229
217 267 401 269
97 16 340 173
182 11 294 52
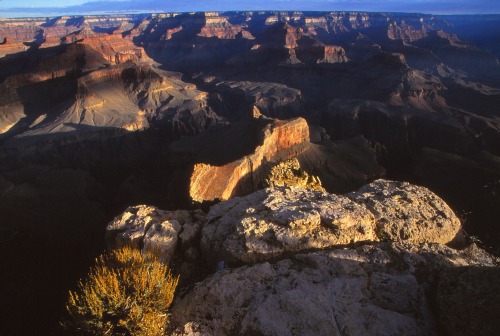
101 179 498 336
1 61 216 148
348 180 464 245
105 179 464 268
106 205 182 263
106 179 463 268
197 14 252 39
200 180 463 265
106 205 205 263
77 33 153 65
171 242 498 336
321 45 349 63
189 117 310 202
201 186 376 265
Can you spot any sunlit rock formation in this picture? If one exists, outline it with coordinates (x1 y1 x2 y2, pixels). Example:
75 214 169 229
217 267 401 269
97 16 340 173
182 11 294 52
104 179 497 336
189 117 310 202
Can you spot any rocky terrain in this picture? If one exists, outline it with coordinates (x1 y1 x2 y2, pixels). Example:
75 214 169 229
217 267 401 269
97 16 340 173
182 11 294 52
106 180 498 336
0 11 500 335
189 117 310 202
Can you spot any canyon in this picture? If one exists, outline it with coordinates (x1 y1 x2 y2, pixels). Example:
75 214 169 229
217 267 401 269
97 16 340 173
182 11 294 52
0 11 500 335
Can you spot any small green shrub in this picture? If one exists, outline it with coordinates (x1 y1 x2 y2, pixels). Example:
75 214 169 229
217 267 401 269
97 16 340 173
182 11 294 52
62 246 179 336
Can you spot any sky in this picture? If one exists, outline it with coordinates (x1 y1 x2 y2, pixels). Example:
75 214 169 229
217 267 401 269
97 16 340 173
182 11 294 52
1 0 500 16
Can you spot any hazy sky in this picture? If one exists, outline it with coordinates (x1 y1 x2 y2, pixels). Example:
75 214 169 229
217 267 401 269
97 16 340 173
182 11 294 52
1 0 500 15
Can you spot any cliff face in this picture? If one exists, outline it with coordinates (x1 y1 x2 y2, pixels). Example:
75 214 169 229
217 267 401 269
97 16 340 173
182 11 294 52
76 33 152 65
197 14 251 39
0 62 214 149
0 38 28 57
189 117 310 202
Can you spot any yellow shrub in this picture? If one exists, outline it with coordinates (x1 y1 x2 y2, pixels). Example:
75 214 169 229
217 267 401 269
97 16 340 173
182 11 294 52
62 246 179 336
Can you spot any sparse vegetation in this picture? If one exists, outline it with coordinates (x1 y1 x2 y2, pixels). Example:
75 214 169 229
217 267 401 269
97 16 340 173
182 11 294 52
263 158 324 191
62 246 179 336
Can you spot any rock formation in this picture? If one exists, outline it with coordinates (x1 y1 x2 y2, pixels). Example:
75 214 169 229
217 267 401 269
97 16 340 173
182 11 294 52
171 242 498 336
106 205 205 263
107 179 464 267
348 180 464 245
0 57 216 149
197 13 253 39
104 180 498 336
200 180 463 265
75 32 152 65
189 117 310 202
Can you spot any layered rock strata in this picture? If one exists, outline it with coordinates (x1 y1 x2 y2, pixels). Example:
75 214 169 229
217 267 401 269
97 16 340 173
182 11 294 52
189 117 310 202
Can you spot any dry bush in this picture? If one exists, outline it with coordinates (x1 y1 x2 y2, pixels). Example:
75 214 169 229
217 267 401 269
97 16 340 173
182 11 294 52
263 158 324 191
62 246 179 336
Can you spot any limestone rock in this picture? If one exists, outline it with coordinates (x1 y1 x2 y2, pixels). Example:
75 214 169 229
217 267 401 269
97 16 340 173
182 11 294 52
143 219 182 263
201 186 377 265
201 180 463 265
348 180 463 245
170 242 498 336
106 205 205 263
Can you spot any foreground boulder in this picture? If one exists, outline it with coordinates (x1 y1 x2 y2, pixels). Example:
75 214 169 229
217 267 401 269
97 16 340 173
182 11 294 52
348 180 464 245
106 180 463 267
201 180 463 266
170 242 498 336
105 180 498 335
106 205 205 263
201 186 377 265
